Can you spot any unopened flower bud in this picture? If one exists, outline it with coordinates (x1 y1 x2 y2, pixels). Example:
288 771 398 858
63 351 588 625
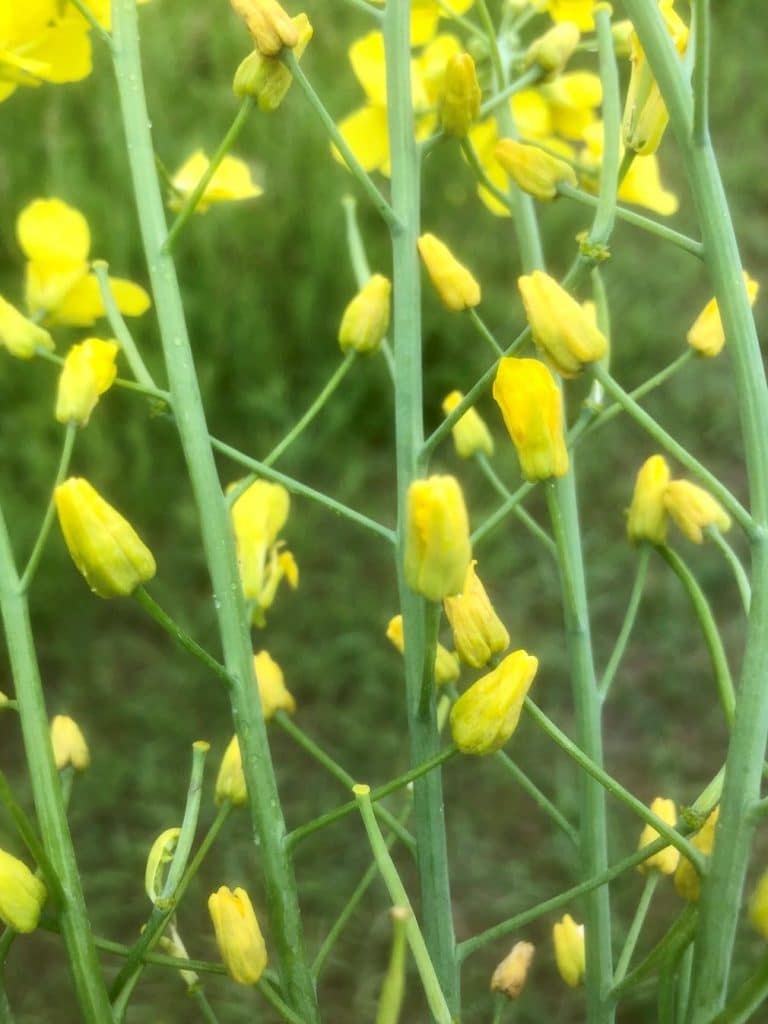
674 806 719 902
418 233 481 312
627 454 670 545
404 475 471 602
749 868 768 940
208 886 268 985
215 736 247 807
637 797 679 875
386 615 460 687
145 827 181 904
231 479 290 601
664 480 731 544
553 913 585 987
253 650 296 718
55 338 119 426
518 271 607 377
449 649 538 755
687 273 759 358
50 715 90 771
0 849 47 933
491 941 535 999
440 53 481 137
493 358 569 481
233 13 313 111
444 561 509 668
611 19 634 57
525 21 580 79
0 296 54 359
338 274 391 354
230 0 299 55
495 140 577 201
441 390 494 459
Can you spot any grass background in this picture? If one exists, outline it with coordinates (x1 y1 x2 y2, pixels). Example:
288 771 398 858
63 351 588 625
0 0 767 1020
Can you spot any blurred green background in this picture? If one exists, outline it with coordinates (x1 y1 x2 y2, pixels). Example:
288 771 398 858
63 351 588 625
1 0 767 1020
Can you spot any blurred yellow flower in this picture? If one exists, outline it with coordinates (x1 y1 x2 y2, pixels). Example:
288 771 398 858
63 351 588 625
0 295 54 359
50 714 90 771
687 273 759 357
338 274 391 354
493 357 569 481
674 806 719 902
0 848 47 934
233 12 313 111
215 736 247 806
253 650 296 718
580 122 679 216
553 913 586 987
637 797 679 875
444 561 509 669
450 649 538 754
490 941 535 999
418 233 481 311
627 454 670 546
366 0 474 47
73 0 151 32
386 614 460 687
546 0 595 30
208 886 268 985
664 480 731 544
170 151 263 213
0 1 92 103
441 390 494 459
55 337 119 426
404 475 471 602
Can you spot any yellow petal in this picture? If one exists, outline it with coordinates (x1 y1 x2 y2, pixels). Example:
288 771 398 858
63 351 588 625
335 105 390 175
171 151 263 212
349 32 387 106
17 198 90 265
48 274 150 327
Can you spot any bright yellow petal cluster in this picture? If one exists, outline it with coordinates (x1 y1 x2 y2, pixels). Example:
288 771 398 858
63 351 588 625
55 337 119 426
230 0 299 55
441 391 494 459
418 233 481 311
444 561 509 668
208 886 268 985
490 941 535 999
440 53 481 137
0 295 54 359
493 357 569 481
664 480 731 544
518 271 607 377
233 13 313 111
253 650 296 718
627 454 670 545
50 714 90 771
553 913 586 987
0 848 47 933
215 736 247 806
494 140 576 201
338 274 391 354
386 614 460 686
687 273 759 357
449 649 538 755
674 806 719 902
171 152 263 213
404 475 472 602
637 797 679 876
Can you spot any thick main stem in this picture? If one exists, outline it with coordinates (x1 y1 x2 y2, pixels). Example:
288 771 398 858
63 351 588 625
110 4 318 1018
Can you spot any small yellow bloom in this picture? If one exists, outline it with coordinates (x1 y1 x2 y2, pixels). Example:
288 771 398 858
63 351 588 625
0 2 93 104
663 480 731 544
215 736 247 806
418 233 481 312
0 296 54 359
491 941 535 999
338 274 391 354
0 848 47 934
386 614 460 687
144 827 181 903
449 649 538 755
518 271 607 377
55 337 119 426
50 714 90 771
230 479 290 600
627 454 670 545
208 886 268 985
674 806 719 902
444 561 509 668
687 274 759 357
253 650 296 718
54 478 156 598
553 913 586 987
440 53 481 137
494 140 577 201
441 390 494 459
749 868 768 940
542 71 602 140
404 475 472 602
493 357 569 481
230 0 299 55
233 13 313 111
637 797 679 876
170 152 263 213
525 22 580 79
547 0 595 30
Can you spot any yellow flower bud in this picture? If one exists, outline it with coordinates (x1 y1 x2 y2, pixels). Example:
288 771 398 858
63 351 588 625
611 20 634 57
687 273 759 358
404 475 472 602
441 390 494 459
440 53 481 137
55 338 119 426
230 479 290 601
215 736 247 807
627 454 670 545
663 480 731 544
208 885 268 985
385 615 460 687
490 941 535 999
418 233 481 312
338 274 391 354
525 22 580 79
233 13 313 110
253 650 296 718
749 867 768 940
444 561 509 668
50 715 90 771
637 797 679 876
145 827 181 904
54 478 156 598
674 806 719 902
0 848 47 934
493 357 569 481
449 649 538 755
0 295 54 359
518 271 608 377
553 913 585 988
230 0 299 55
494 140 577 202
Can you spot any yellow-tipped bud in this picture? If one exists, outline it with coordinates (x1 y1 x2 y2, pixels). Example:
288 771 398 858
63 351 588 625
418 233 481 312
637 797 679 876
145 827 181 904
749 868 768 940
54 478 156 598
518 271 608 377
404 475 472 602
525 21 580 79
627 454 670 545
215 736 247 807
0 295 54 359
208 886 268 985
444 561 509 668
493 357 569 481
50 715 90 771
0 849 47 934
491 941 535 999
338 274 391 354
55 338 119 426
449 649 538 755
253 650 296 718
440 53 481 137
230 479 290 601
233 13 313 111
663 480 731 544
386 615 460 687
494 140 577 202
687 273 759 358
674 806 719 902
441 391 494 459
230 0 299 55
611 20 634 57
553 913 586 988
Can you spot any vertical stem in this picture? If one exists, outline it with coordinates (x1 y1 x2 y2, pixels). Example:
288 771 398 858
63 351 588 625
109 4 318 1018
692 0 709 146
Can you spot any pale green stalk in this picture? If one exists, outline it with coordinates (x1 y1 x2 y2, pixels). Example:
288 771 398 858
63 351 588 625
709 527 751 612
110 4 318 1016
93 261 159 390
493 751 578 846
613 873 660 985
475 453 556 556
599 546 651 699
468 307 504 356
375 909 409 1024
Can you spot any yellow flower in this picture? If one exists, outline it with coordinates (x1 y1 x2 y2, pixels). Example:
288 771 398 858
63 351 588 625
687 273 759 357
637 797 679 876
338 274 391 354
525 22 580 79
0 295 54 359
443 561 509 668
441 390 494 459
253 650 296 718
208 886 268 985
230 479 295 615
386 614 460 687
518 271 607 378
627 454 670 545
493 357 569 481
70 0 151 32
546 0 595 30
418 233 481 311
54 477 156 598
494 140 577 201
215 736 247 806
450 649 538 754
0 848 47 934
553 913 586 987
17 198 151 326
233 13 313 111
230 0 299 56
579 121 679 216
170 152 263 213
663 480 731 544
50 715 90 771
490 941 535 999
541 71 602 140
674 806 719 902
0 1 93 104
749 868 768 941
440 53 481 137
366 0 475 47
404 475 472 602
55 337 119 426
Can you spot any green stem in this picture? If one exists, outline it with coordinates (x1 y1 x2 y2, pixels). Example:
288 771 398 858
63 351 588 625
589 6 621 245
467 307 504 357
472 481 535 547
474 0 505 89
613 872 660 986
375 908 409 1024
708 954 768 1024
609 906 698 1002
494 751 579 847
93 261 159 390
0 772 63 902
69 0 113 47
475 454 556 557
709 527 751 613
479 66 542 119
599 545 651 699
692 0 709 147
191 989 221 1024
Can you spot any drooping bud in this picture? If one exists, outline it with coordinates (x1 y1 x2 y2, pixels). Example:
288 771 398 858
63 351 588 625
663 480 731 544
518 271 607 377
55 338 119 426
253 650 296 718
490 941 535 999
338 274 391 354
145 827 181 904
637 797 679 876
50 715 90 771
441 391 494 459
208 886 268 985
0 296 54 359
494 140 577 201
444 561 509 668
627 454 670 545
493 357 569 481
525 22 580 79
230 479 290 601
215 736 247 807
233 13 313 111
440 53 481 137
553 914 586 987
0 849 47 934
418 233 481 312
386 615 461 687
230 0 299 55
449 649 538 755
404 475 471 602
686 273 759 358
674 806 719 902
